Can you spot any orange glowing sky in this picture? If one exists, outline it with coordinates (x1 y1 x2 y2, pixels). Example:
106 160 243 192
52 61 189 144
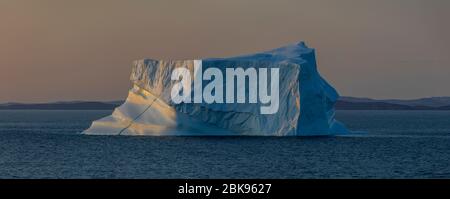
0 0 449 102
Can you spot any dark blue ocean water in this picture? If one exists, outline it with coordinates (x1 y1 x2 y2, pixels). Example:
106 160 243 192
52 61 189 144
0 110 449 179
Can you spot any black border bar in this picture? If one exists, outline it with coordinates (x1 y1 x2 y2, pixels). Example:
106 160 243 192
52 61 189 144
1 179 449 197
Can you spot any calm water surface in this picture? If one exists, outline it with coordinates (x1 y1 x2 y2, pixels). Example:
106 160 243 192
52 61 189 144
0 110 449 179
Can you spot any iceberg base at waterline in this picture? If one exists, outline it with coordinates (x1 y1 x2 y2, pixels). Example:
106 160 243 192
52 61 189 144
82 41 349 136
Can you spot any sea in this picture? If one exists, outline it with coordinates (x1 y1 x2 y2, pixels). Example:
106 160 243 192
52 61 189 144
0 110 449 179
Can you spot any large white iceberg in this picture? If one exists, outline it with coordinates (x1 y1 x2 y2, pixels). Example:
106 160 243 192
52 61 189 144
83 42 349 136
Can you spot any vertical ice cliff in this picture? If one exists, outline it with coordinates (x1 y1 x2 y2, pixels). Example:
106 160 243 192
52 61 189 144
83 41 349 136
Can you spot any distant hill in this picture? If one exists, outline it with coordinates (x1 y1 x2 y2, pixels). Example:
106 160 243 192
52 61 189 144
340 96 450 108
0 97 450 110
337 97 450 110
0 101 121 110
335 101 416 110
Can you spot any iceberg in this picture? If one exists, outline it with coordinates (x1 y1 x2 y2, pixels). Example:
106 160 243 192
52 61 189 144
83 41 349 136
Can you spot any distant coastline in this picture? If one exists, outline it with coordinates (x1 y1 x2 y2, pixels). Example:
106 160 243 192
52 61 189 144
336 96 450 110
0 101 121 110
1 97 450 110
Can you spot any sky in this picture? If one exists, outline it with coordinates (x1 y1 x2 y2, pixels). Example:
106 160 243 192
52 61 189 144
0 0 449 103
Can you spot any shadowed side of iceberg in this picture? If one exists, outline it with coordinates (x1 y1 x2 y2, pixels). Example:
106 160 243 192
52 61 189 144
206 41 348 136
